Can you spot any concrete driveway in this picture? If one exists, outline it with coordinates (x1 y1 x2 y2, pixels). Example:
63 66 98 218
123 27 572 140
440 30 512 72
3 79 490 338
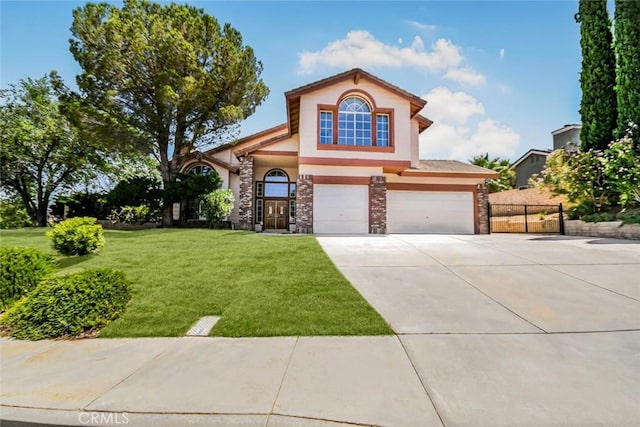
317 234 640 426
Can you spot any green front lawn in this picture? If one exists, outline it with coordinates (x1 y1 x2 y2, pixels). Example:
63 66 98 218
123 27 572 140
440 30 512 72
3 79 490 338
0 228 391 337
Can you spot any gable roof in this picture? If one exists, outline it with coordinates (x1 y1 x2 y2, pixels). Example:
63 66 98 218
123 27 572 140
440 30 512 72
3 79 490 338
204 123 288 156
285 68 430 135
510 149 552 169
551 124 581 136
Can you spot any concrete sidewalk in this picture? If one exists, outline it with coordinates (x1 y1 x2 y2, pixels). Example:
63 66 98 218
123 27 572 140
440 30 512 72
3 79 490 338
1 336 441 427
2 234 639 426
2 332 640 426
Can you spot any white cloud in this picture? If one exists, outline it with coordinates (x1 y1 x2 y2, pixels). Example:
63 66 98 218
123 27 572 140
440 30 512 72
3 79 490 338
423 87 485 124
406 20 437 33
443 67 486 86
397 37 403 44
297 31 463 75
500 48 505 59
420 87 519 160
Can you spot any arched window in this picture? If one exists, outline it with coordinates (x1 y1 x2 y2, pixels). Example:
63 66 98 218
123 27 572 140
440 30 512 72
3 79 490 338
187 164 212 175
263 169 289 197
185 164 212 221
338 96 372 146
265 169 289 182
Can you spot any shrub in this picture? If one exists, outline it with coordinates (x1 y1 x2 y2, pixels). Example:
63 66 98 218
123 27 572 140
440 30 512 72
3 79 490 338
581 212 618 222
0 247 54 310
0 199 32 229
202 189 235 228
0 269 130 340
617 210 640 225
46 217 105 256
108 204 159 224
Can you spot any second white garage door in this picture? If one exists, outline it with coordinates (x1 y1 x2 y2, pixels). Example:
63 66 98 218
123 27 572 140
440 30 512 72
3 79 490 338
313 184 369 233
387 191 474 234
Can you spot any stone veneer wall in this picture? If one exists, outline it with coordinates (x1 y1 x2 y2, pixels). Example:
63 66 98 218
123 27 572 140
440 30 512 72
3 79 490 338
477 184 490 234
296 175 313 234
369 176 387 234
564 220 640 240
237 156 254 230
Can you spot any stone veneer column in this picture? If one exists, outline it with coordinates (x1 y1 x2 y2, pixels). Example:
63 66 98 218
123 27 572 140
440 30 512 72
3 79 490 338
295 175 313 234
238 156 254 230
369 176 387 234
477 183 490 234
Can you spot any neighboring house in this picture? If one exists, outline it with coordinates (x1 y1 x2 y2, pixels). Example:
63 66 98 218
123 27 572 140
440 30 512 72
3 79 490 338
510 124 582 189
179 68 498 234
552 124 581 151
511 149 552 189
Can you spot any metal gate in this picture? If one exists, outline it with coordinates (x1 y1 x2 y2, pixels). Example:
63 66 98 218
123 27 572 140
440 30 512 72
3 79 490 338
489 203 564 234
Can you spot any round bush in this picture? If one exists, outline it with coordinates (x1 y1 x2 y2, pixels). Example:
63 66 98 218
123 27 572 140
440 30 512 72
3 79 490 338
46 217 105 256
0 268 131 340
0 247 54 311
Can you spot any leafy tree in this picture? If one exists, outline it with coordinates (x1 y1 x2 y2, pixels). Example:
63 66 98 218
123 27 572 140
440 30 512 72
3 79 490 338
614 0 640 147
575 0 617 151
69 0 269 225
0 197 32 229
106 176 163 213
469 153 515 193
0 73 107 226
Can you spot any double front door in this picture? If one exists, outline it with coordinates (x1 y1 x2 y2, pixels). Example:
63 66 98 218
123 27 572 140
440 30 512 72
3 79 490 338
264 200 288 230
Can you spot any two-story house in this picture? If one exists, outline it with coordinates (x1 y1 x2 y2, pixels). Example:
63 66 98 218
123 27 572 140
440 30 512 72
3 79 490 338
178 68 498 234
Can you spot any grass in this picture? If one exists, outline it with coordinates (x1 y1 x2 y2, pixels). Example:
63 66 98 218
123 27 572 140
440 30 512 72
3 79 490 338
0 228 391 337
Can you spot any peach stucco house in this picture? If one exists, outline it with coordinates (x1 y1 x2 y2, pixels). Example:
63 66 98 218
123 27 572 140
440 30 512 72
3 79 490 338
179 68 498 234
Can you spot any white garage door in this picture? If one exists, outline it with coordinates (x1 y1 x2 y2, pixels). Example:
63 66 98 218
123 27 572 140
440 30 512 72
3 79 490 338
387 191 474 234
313 184 369 233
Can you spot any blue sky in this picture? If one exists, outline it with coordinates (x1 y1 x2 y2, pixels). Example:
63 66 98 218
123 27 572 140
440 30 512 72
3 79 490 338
1 1 590 162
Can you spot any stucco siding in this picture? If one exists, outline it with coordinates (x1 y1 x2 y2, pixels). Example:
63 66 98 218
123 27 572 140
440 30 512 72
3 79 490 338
254 166 298 183
299 165 383 177
298 79 412 162
410 119 420 168
228 173 240 224
385 174 486 186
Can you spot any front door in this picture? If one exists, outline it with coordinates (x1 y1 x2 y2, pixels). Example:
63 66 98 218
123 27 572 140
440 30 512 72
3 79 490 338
264 200 288 230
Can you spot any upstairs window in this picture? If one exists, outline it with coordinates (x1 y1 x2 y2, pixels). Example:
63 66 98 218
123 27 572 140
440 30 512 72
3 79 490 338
338 96 372 146
317 93 394 150
376 114 390 147
320 111 333 144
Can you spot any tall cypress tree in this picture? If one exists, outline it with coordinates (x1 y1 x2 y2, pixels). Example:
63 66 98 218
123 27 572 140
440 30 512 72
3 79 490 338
614 0 640 146
575 0 617 151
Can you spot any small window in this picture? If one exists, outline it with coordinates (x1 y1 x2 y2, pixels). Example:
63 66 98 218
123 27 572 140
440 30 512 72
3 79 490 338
256 182 264 198
289 183 296 198
320 111 333 144
289 199 296 223
376 114 389 147
255 199 263 224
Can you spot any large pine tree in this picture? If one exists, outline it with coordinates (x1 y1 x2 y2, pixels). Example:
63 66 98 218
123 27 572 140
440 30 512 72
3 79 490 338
575 0 617 151
614 0 640 145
